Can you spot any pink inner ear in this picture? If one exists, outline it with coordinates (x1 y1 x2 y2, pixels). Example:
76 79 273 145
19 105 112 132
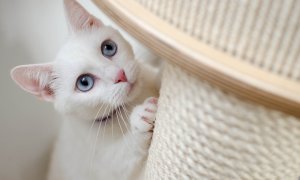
85 17 102 28
64 0 103 32
10 64 54 102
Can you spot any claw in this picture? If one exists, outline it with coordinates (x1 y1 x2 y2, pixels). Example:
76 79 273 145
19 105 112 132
141 116 153 124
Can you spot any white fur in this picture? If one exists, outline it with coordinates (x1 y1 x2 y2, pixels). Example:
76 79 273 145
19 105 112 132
48 85 157 180
45 26 158 180
10 1 159 179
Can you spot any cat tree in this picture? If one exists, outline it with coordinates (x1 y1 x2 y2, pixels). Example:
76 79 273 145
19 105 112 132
94 0 300 179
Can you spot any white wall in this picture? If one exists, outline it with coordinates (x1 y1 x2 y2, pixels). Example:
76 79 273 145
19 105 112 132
0 1 66 179
0 0 154 179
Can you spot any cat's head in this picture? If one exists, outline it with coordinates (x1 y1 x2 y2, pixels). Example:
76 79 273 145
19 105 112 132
10 0 140 121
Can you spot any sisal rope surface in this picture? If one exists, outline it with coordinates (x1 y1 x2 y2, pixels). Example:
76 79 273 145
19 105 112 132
137 0 300 82
145 63 300 179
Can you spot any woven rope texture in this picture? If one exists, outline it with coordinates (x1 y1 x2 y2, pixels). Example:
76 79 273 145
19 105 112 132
145 63 300 179
137 0 300 81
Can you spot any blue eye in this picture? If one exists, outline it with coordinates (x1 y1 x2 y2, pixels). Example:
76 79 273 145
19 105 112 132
76 74 94 92
101 40 117 58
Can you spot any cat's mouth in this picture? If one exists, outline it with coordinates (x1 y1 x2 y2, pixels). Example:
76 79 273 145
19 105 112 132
95 106 119 122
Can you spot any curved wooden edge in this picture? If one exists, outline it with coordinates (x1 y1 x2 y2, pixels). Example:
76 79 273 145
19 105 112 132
93 0 300 117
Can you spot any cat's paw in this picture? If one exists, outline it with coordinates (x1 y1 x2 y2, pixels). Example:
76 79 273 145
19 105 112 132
130 97 158 133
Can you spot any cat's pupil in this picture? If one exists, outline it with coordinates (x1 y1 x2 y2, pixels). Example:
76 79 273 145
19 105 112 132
80 77 89 86
105 45 112 50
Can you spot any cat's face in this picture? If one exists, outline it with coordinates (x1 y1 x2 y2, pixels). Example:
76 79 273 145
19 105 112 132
10 0 140 121
54 27 140 120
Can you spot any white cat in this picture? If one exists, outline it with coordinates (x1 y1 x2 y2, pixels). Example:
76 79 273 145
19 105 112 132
10 0 158 179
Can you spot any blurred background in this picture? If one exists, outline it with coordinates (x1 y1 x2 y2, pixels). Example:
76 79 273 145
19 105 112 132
0 0 154 179
0 0 64 179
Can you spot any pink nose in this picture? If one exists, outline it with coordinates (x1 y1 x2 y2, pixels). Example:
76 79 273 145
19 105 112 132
115 69 127 83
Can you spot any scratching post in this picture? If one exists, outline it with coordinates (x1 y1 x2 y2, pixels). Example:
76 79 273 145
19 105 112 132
94 0 300 178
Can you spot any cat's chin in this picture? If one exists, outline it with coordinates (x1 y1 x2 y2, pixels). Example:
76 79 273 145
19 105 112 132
94 107 119 123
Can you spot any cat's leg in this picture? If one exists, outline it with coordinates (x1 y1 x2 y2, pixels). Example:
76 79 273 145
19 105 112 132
121 97 158 179
98 97 158 180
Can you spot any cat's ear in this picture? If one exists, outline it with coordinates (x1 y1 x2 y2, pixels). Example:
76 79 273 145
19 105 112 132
10 63 54 102
64 0 103 32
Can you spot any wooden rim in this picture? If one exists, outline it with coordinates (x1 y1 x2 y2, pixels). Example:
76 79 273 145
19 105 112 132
93 0 300 117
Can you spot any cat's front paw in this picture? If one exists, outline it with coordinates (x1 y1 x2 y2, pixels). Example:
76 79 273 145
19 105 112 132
130 97 158 133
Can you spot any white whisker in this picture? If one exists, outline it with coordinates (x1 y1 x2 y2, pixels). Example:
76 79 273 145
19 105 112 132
86 102 105 140
115 107 131 151
121 103 131 120
120 105 139 142
111 104 115 139
119 105 133 137
118 106 138 149
101 105 112 143
89 103 109 175
115 107 124 137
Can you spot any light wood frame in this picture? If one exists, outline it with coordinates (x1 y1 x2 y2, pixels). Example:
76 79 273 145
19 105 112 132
93 0 300 117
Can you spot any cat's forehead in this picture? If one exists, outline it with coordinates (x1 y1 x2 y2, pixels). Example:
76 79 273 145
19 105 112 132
57 27 120 58
54 26 133 73
69 26 125 46
58 26 128 56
